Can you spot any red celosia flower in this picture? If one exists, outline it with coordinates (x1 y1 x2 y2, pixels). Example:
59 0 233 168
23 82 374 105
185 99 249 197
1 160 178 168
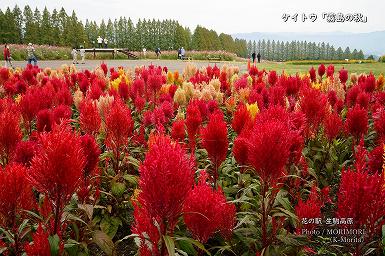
345 106 368 140
268 71 278 86
100 63 108 75
79 99 101 135
299 87 327 133
0 103 22 163
186 101 202 151
89 82 103 100
105 100 133 151
147 74 163 93
327 90 338 107
309 67 316 82
183 174 236 243
247 118 293 183
356 91 369 109
119 81 130 101
336 168 385 244
373 108 385 140
130 79 145 99
13 140 38 167
323 112 343 141
138 135 194 233
339 68 348 84
0 67 10 84
363 73 376 93
24 225 51 256
295 186 323 233
231 103 252 135
201 111 228 181
368 144 384 174
233 135 250 169
171 119 185 142
235 76 248 91
0 163 35 228
346 85 361 107
80 134 100 179
53 105 72 124
318 64 325 78
326 64 334 78
160 101 174 119
132 197 161 256
249 65 258 76
36 109 54 132
29 124 85 234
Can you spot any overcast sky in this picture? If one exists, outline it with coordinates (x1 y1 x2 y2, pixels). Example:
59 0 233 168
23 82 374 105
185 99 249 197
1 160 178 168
2 0 384 34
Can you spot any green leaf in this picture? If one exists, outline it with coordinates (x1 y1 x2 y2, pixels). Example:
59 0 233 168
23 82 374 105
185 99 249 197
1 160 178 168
163 235 175 256
175 237 211 256
127 156 140 168
176 238 197 256
92 230 115 256
64 239 80 256
78 203 94 221
111 181 126 197
100 215 122 239
48 234 61 256
18 219 29 235
123 174 139 185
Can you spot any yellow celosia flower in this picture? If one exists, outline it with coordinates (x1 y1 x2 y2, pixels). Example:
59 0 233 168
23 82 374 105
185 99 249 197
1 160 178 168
173 87 187 106
312 82 321 90
160 84 171 95
73 89 84 109
246 103 259 120
15 94 21 104
110 77 122 91
209 78 221 92
167 71 174 84
377 74 384 90
131 189 141 202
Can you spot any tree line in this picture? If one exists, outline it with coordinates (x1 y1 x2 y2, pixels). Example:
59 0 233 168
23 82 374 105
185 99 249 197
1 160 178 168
247 39 365 61
0 5 366 60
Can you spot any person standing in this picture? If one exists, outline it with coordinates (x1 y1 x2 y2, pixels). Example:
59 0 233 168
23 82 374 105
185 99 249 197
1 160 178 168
3 44 14 68
251 52 256 64
71 47 78 64
79 46 86 64
155 47 161 59
142 48 147 58
97 36 103 48
257 52 261 63
27 43 37 66
104 38 108 48
180 47 185 59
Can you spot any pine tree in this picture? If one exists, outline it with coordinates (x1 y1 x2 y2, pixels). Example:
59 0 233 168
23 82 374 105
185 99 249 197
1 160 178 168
13 5 23 43
41 7 52 45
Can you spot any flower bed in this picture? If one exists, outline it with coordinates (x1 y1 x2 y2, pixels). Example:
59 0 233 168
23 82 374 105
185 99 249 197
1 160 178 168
0 62 384 255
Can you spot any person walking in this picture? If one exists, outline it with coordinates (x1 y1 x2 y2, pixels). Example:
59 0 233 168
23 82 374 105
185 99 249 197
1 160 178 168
104 38 108 48
251 52 256 64
180 47 185 59
3 44 14 68
79 46 86 64
177 48 181 59
97 36 103 48
27 43 37 66
71 47 78 64
155 47 161 59
257 52 261 63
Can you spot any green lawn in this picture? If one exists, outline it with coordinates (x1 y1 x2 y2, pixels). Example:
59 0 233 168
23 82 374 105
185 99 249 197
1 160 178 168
247 62 385 76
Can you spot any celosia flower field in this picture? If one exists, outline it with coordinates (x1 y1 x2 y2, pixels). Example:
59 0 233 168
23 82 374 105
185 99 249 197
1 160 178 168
0 62 385 256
